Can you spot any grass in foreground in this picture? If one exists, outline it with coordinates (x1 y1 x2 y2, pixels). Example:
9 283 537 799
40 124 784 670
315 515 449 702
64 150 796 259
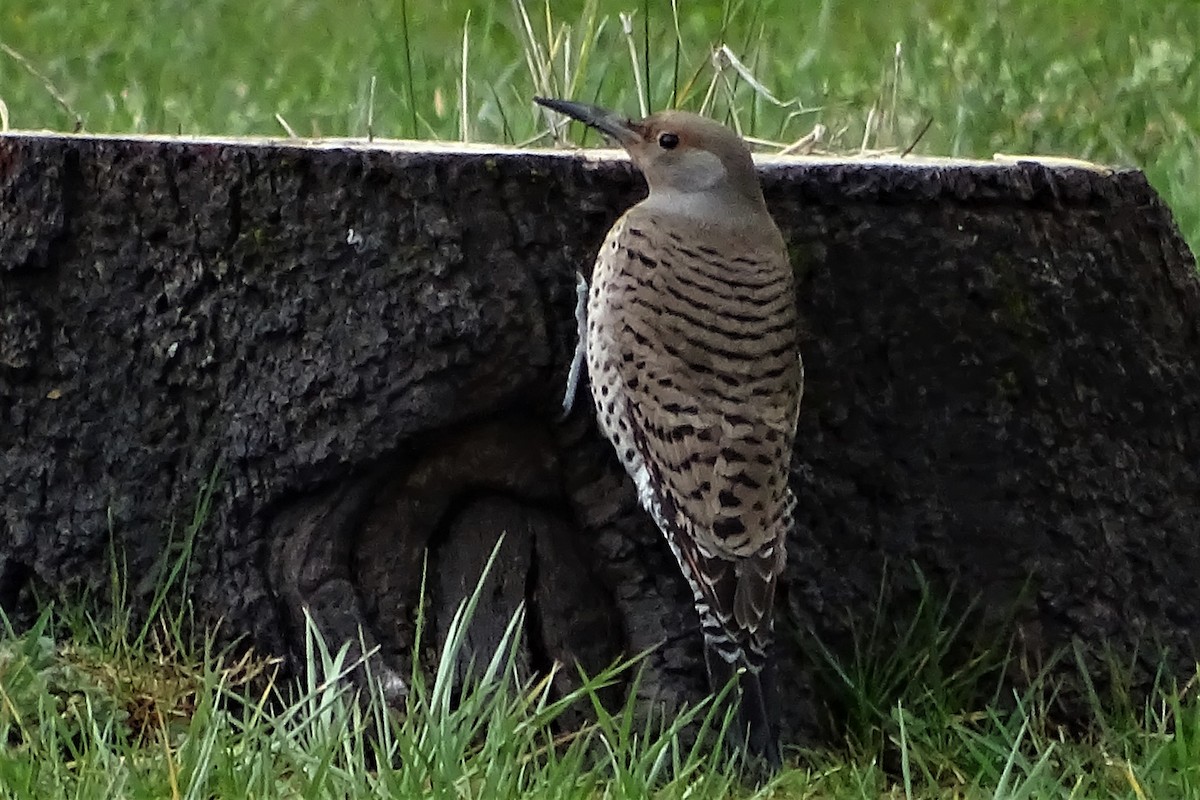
0 0 1197 257
4 555 1200 798
0 547 749 800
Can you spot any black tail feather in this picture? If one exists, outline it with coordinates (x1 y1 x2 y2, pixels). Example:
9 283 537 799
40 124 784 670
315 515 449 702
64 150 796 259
703 641 782 771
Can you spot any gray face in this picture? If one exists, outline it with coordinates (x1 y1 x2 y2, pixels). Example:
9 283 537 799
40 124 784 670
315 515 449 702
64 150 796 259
534 97 766 211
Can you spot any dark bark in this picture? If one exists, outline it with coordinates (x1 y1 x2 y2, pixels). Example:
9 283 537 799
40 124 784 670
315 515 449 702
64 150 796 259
1 134 1198 743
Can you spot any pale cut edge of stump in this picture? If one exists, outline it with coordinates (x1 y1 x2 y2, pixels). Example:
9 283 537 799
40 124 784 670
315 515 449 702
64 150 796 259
0 129 1117 173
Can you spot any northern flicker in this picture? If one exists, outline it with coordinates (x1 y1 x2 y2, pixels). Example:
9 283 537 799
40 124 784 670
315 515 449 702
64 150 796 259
537 97 803 768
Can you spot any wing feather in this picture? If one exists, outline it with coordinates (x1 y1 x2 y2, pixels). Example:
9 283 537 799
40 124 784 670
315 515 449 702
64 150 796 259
587 210 802 648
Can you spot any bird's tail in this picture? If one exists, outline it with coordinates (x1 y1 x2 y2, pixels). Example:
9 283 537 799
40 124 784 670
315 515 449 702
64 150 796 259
702 639 781 771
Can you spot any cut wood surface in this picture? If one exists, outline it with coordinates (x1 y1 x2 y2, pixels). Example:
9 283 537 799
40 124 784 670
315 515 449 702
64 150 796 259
1 133 1197 742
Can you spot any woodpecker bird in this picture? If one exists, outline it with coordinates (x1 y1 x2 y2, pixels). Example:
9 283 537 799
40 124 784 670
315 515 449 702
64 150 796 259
537 97 803 768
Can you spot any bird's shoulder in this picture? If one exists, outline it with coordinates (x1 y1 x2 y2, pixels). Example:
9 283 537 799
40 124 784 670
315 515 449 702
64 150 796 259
609 205 788 265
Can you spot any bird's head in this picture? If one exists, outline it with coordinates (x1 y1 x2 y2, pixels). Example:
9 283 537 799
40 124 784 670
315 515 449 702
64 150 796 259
535 97 767 216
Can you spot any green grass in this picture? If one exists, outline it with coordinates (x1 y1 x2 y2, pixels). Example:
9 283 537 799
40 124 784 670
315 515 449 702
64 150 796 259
0 477 1195 799
5 546 1200 799
0 535 753 800
1 481 1198 799
0 0 1197 255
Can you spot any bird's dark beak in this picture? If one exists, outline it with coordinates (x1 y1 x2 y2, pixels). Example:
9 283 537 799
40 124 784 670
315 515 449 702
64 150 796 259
534 97 643 147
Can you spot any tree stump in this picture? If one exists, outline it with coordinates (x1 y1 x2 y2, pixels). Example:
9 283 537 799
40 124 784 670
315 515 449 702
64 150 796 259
1 133 1198 743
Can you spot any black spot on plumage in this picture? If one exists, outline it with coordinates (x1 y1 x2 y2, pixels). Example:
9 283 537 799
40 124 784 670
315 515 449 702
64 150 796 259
761 363 792 379
718 490 742 508
662 401 699 415
631 250 658 269
713 517 747 537
732 472 763 489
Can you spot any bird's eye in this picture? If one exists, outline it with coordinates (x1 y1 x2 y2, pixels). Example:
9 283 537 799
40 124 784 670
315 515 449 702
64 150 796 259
657 132 680 150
